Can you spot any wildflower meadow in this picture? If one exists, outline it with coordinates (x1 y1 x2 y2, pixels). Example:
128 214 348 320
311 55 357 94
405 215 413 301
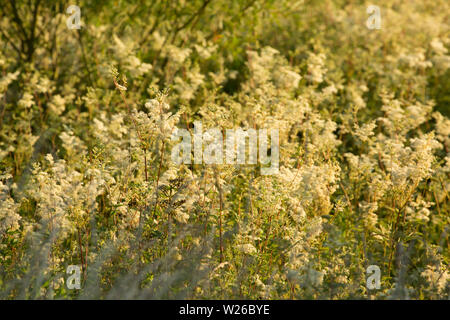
0 0 449 300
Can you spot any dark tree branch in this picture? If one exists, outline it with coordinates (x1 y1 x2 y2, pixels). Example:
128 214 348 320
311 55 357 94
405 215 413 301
9 0 29 41
139 1 169 46
26 0 41 61
175 0 211 34
0 28 22 58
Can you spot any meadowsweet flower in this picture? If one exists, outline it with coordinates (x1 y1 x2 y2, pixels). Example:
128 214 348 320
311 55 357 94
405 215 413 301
430 38 448 55
0 71 19 100
48 94 66 115
306 53 327 84
0 182 20 235
275 67 301 89
359 201 378 228
354 121 376 142
166 45 192 65
35 76 52 93
421 265 449 294
194 43 217 59
18 92 34 109
237 243 257 255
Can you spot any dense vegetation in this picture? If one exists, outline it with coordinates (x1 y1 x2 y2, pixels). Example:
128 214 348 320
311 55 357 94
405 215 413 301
0 0 449 299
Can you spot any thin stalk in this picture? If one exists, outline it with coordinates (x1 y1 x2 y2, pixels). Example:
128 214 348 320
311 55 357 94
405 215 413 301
214 169 224 263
